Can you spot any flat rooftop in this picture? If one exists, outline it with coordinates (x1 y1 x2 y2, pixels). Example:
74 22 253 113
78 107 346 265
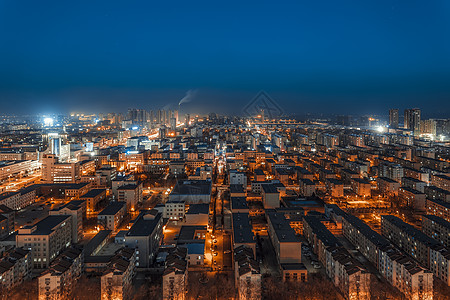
171 180 212 195
232 213 255 244
98 201 126 216
80 189 106 198
266 210 300 243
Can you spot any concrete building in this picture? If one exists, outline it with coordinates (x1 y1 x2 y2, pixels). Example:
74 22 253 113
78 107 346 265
163 200 185 220
0 204 15 238
382 215 450 286
261 184 280 209
351 178 371 197
303 216 370 299
326 178 344 197
118 184 142 212
231 197 249 213
377 177 400 196
0 247 31 291
234 245 261 300
0 187 36 211
342 212 433 299
266 210 301 264
124 210 163 268
80 188 106 215
49 200 84 243
426 198 450 222
42 154 80 184
229 170 247 188
169 180 212 204
398 187 426 211
232 213 255 255
402 177 427 193
299 178 316 197
16 215 72 269
38 247 83 300
163 247 188 300
431 174 450 193
185 203 209 226
422 215 450 249
101 248 136 300
97 201 127 231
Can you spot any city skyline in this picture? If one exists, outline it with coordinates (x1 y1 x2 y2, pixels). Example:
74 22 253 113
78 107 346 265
1 1 450 115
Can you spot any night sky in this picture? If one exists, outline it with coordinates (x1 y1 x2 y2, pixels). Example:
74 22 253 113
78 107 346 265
0 1 449 117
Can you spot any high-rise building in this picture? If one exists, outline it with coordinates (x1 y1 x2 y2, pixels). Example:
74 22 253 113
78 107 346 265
389 109 399 128
404 108 421 134
420 119 437 135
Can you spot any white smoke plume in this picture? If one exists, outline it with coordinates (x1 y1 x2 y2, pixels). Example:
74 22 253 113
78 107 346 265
178 89 197 106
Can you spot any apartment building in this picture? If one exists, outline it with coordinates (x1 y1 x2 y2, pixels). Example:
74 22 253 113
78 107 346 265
163 247 188 300
303 216 370 300
377 177 400 196
232 213 255 255
398 187 426 210
124 210 163 268
80 188 107 215
0 160 40 182
163 199 185 220
38 247 83 300
261 184 280 208
422 215 450 249
266 210 302 264
431 174 450 193
0 186 36 211
402 177 427 193
299 178 316 197
101 248 136 300
351 178 371 197
326 178 344 197
0 204 15 238
425 198 450 222
234 245 261 300
42 154 80 184
16 215 72 269
381 215 450 286
49 201 84 243
97 201 127 231
342 212 434 298
0 247 31 291
118 183 143 212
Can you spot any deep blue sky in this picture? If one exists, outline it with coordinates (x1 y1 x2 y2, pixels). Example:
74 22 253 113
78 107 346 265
0 0 449 117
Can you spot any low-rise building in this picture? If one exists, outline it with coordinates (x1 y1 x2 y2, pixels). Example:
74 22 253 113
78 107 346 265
351 178 371 197
261 184 280 208
164 200 186 220
163 247 188 300
169 180 212 204
342 212 434 299
80 188 107 215
49 200 84 243
97 202 127 231
422 215 450 249
377 177 400 196
234 245 261 300
124 210 163 268
38 247 83 300
101 248 136 300
299 178 316 197
266 210 301 264
382 215 450 286
398 187 426 211
0 247 31 291
185 203 209 226
232 213 255 255
16 215 72 269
